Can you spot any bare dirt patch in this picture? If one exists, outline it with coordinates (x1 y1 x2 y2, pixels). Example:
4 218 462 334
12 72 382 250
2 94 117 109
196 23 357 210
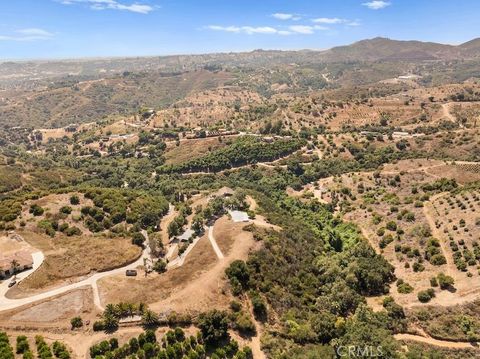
0 287 94 332
5 288 91 324
0 232 35 255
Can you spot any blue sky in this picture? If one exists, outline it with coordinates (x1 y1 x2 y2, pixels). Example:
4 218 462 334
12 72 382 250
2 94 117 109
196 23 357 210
0 0 479 59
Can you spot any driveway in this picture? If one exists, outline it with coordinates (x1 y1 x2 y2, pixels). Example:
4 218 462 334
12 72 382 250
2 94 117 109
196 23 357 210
0 237 151 312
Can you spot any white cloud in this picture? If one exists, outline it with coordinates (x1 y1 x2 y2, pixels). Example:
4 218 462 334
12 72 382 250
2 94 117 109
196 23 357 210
312 17 345 24
241 26 278 35
58 0 154 14
17 28 54 37
362 1 391 10
207 22 329 36
207 25 240 33
0 28 54 41
288 25 328 34
272 13 301 21
346 20 361 27
288 25 314 34
207 25 278 35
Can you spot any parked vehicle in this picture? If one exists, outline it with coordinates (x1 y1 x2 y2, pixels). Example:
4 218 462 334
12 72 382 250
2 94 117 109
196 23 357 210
126 270 137 277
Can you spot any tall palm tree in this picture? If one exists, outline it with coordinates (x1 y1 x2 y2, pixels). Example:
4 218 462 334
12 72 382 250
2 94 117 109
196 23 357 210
141 309 159 327
126 302 137 317
117 302 129 317
10 259 20 279
103 314 119 331
104 303 117 318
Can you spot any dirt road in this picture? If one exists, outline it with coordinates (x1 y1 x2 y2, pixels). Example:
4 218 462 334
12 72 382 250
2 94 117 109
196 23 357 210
208 225 224 259
395 333 479 349
442 103 456 122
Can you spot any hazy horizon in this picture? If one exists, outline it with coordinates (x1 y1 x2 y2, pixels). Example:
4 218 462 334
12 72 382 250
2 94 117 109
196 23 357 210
2 35 479 62
1 0 480 60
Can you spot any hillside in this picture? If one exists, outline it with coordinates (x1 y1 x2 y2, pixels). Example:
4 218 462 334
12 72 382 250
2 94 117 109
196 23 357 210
0 70 234 128
320 37 465 62
459 37 480 56
1 37 480 130
0 32 480 359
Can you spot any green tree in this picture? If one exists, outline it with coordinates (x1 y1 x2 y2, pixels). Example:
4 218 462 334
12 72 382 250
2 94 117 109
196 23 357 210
142 309 159 327
153 260 167 273
69 195 80 205
16 336 29 354
131 232 146 247
225 260 250 294
198 310 229 346
437 273 455 290
70 317 83 330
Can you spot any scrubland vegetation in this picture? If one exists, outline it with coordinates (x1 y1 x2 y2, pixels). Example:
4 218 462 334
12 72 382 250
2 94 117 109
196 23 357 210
0 37 480 358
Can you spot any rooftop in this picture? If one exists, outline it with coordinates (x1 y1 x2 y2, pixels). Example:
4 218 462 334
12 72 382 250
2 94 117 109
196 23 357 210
0 250 34 271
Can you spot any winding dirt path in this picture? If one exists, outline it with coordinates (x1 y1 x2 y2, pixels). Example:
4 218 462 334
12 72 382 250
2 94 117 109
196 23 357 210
442 103 456 123
395 333 480 349
245 297 266 359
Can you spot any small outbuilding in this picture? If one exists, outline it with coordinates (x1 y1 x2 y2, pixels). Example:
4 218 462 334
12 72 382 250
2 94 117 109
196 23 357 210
0 250 33 279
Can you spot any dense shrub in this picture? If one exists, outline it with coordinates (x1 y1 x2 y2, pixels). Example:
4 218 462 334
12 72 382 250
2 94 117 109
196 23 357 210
418 289 435 303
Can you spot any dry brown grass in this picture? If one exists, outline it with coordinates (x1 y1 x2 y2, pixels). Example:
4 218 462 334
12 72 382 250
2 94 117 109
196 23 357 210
98 232 219 309
425 163 480 184
151 87 261 130
0 233 34 254
98 216 258 314
10 231 141 296
19 193 94 235
164 137 229 165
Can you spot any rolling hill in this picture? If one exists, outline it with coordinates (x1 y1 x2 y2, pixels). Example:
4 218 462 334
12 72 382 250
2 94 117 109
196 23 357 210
1 37 480 129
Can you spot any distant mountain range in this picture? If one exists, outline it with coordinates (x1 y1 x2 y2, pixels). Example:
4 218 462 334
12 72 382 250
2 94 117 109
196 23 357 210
318 37 480 62
1 38 479 87
2 37 480 73
1 37 479 129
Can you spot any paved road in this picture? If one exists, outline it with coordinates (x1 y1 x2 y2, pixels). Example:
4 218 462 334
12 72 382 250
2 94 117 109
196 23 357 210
0 237 151 313
167 235 202 268
0 251 45 299
0 209 264 312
